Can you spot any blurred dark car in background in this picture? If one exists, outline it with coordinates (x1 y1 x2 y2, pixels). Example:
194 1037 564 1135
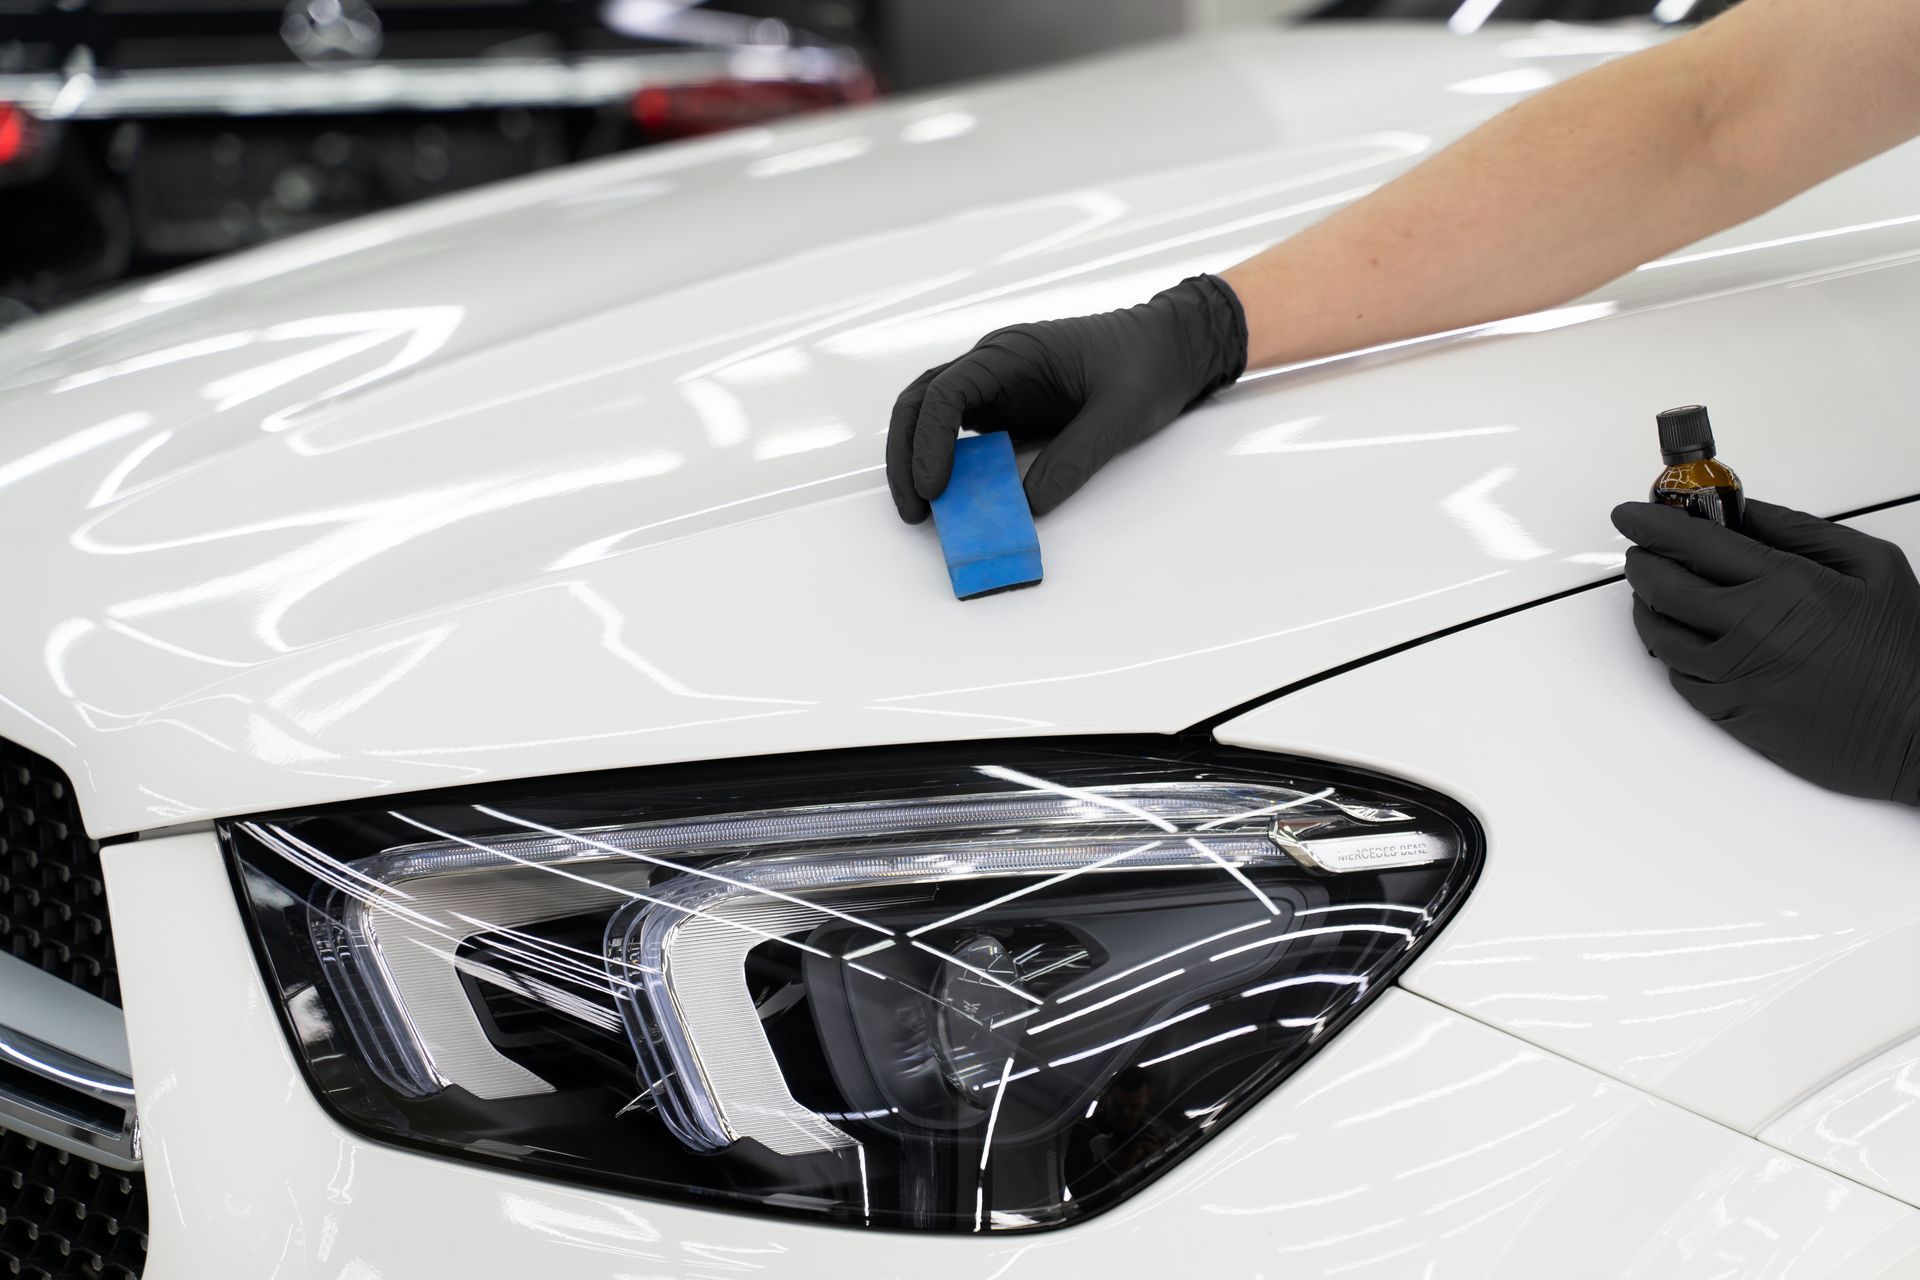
0 0 876 317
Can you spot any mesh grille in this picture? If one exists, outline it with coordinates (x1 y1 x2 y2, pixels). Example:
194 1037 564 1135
0 741 120 1006
0 1130 147 1280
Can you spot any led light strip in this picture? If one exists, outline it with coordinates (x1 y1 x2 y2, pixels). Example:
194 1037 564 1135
260 786 1295 1101
266 781 1447 1121
270 815 662 1100
610 832 1297 1155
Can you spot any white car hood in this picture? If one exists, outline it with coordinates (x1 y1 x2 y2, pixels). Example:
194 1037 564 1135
5 25 1920 836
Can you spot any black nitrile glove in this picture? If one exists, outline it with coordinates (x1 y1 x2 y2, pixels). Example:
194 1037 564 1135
886 274 1248 522
1612 498 1920 804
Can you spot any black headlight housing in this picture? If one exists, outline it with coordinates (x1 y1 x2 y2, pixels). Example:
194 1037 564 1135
227 739 1480 1233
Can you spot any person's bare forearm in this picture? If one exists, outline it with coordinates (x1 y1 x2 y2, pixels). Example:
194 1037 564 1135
886 0 1920 521
1222 43 1731 367
1223 0 1920 369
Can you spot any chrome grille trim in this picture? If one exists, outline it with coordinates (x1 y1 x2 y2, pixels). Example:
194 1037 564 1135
0 1021 138 1171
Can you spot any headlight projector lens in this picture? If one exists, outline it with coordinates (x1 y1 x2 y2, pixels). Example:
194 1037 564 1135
935 935 1030 1097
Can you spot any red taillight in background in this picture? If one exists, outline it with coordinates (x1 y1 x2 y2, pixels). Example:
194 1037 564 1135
0 104 32 168
631 71 877 141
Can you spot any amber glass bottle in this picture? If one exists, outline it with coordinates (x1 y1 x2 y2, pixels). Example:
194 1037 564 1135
1650 405 1744 532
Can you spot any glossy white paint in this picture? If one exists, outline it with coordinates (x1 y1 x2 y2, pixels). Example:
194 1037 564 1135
1217 503 1920 1165
2 26 1920 835
1764 1031 1920 1209
108 830 1920 1278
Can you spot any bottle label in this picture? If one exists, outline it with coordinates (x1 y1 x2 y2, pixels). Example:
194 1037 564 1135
1651 485 1745 532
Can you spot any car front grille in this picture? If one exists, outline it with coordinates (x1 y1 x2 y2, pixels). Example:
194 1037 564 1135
0 1130 147 1280
0 739 121 1006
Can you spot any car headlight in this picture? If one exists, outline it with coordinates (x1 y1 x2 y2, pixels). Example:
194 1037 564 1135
227 741 1478 1232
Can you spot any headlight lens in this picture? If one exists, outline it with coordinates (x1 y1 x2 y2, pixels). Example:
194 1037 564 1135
227 742 1478 1232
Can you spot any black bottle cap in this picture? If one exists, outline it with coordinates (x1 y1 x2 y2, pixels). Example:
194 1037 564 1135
1657 405 1716 463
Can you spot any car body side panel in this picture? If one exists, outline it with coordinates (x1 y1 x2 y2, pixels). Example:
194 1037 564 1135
3 29 1920 836
1215 502 1920 1154
108 830 1920 1278
1763 1031 1920 1209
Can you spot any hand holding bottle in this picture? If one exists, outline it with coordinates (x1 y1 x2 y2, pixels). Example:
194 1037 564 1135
1647 405 1744 529
1612 498 1920 805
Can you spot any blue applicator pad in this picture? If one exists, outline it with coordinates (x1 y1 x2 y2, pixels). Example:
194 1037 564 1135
930 432 1043 600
